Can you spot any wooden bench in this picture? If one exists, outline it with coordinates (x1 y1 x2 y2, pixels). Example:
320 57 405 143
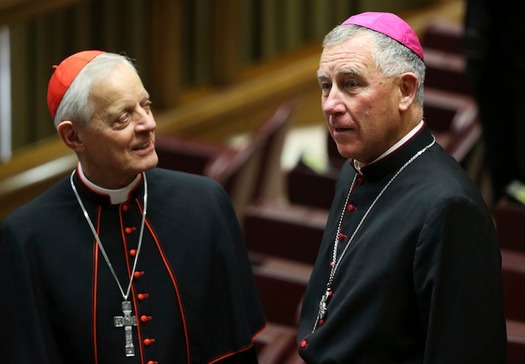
155 134 226 175
204 100 296 218
251 251 310 364
424 88 482 165
250 252 312 327
420 20 464 55
286 161 339 211
424 48 472 97
243 202 327 265
494 197 525 253
155 100 296 219
501 248 525 322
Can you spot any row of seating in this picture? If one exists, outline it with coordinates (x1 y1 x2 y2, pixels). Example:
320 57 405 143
154 100 309 362
156 100 295 221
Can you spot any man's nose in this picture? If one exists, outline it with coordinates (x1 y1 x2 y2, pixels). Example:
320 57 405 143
323 88 345 115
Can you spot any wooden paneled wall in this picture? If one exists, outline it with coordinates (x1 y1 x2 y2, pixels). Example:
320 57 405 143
6 0 431 152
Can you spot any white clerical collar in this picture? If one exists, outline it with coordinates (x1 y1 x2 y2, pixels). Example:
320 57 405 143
354 120 424 171
77 163 142 205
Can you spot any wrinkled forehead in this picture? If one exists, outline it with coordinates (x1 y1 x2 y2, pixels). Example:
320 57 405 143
319 35 378 74
88 65 147 112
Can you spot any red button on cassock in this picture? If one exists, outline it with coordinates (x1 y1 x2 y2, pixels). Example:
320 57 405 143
141 315 152 323
143 338 155 346
125 227 136 234
137 293 149 300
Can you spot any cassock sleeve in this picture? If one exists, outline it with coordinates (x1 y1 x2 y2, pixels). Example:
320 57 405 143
413 194 507 363
0 219 64 364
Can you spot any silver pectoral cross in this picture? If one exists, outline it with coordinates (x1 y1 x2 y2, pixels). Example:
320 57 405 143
312 286 333 333
113 300 138 357
318 289 330 322
319 286 332 321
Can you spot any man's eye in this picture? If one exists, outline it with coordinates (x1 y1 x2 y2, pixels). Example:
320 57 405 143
116 113 131 124
142 101 152 113
344 79 358 88
320 82 331 91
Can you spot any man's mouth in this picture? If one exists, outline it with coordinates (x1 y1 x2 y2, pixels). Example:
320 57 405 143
334 127 352 132
132 140 153 151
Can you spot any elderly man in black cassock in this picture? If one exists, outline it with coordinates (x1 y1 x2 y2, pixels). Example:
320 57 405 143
297 12 507 363
0 50 265 364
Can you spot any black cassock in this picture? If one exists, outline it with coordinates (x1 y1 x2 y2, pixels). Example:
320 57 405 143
297 126 507 363
0 168 265 364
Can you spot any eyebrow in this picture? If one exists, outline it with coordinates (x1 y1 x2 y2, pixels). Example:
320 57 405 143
338 67 361 77
317 67 361 81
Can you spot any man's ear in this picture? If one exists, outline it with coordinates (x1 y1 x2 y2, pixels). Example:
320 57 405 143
398 73 418 111
57 121 85 152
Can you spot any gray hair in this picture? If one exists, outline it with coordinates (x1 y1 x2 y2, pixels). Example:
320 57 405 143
323 25 426 106
53 53 138 128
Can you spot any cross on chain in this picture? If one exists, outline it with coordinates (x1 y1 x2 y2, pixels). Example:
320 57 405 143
113 301 138 357
318 287 331 323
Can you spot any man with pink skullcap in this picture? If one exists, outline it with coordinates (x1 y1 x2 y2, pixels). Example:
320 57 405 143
0 50 265 363
297 12 507 363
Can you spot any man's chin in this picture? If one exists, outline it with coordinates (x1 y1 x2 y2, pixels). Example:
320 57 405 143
135 154 159 173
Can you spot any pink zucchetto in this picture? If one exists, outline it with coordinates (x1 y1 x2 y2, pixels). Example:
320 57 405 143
342 12 424 60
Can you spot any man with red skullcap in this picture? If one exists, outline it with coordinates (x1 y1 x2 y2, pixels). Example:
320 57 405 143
0 51 265 363
297 12 507 363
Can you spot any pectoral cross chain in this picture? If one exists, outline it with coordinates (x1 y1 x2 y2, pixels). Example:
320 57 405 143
114 301 138 357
